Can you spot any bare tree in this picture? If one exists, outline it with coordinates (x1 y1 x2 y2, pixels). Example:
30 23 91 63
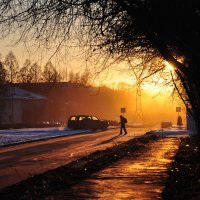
74 72 80 84
43 61 61 82
0 1 200 131
4 51 19 83
18 59 32 83
0 60 7 83
59 68 68 82
29 62 42 83
69 71 75 83
80 66 91 86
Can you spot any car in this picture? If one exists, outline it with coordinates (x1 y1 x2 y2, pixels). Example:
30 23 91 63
68 115 109 131
161 121 172 128
42 121 61 127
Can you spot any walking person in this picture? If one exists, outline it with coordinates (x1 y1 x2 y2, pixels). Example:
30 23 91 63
119 115 127 135
177 115 183 128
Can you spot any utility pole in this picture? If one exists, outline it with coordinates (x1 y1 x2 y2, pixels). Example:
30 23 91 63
133 82 144 125
127 59 144 126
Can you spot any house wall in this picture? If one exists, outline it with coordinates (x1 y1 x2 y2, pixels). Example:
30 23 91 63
13 100 22 124
0 99 22 125
21 99 49 124
0 100 11 124
0 99 48 126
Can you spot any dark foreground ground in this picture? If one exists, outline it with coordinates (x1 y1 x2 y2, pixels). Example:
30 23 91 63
162 135 200 200
0 134 200 200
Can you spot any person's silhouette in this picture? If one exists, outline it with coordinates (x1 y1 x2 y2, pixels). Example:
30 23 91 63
177 115 183 128
119 115 127 135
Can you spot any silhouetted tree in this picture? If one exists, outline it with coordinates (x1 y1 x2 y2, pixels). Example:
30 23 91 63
51 70 62 82
18 59 32 83
43 61 61 82
69 71 75 83
80 67 91 86
0 1 200 131
74 72 80 83
29 62 42 83
4 51 19 83
59 68 68 82
0 61 7 83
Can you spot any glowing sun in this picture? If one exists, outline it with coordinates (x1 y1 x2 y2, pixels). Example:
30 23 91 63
165 64 174 72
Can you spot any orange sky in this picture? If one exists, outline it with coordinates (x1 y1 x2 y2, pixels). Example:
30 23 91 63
0 38 186 126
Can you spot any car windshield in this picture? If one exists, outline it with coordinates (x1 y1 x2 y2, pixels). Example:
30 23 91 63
70 116 76 121
79 116 86 121
92 116 98 120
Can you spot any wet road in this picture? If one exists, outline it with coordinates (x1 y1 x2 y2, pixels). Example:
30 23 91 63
53 138 180 200
0 128 146 189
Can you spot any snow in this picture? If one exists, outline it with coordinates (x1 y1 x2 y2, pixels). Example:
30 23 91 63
0 126 192 147
150 128 193 136
0 127 90 147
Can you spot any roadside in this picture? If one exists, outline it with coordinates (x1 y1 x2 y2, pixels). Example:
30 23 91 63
0 134 159 199
162 135 200 199
51 137 180 200
0 128 146 189
0 128 195 200
0 127 103 147
0 126 122 148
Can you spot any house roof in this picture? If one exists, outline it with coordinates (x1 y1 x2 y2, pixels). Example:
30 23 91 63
0 85 47 100
15 82 85 90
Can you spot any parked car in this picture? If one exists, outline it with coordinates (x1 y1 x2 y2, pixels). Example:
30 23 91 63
42 121 61 127
161 121 172 128
68 115 109 130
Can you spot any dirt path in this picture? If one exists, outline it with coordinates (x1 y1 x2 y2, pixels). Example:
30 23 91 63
53 138 179 200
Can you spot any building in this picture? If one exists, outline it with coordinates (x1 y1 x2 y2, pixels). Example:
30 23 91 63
0 84 48 128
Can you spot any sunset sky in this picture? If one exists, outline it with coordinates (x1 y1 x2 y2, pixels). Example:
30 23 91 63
0 37 185 126
1 37 173 89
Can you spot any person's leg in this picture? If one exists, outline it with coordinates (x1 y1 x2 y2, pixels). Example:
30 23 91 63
124 126 127 135
120 126 122 135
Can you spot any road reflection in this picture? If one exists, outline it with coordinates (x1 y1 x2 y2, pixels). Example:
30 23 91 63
54 138 180 200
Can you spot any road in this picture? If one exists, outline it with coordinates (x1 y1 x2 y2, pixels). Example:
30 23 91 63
0 127 148 189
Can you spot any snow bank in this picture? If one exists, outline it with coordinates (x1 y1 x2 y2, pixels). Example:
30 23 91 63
150 129 192 136
0 127 90 147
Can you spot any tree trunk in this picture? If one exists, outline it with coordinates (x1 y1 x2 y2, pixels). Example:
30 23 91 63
153 38 200 134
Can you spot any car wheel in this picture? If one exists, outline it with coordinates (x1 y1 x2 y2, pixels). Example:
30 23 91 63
101 126 107 131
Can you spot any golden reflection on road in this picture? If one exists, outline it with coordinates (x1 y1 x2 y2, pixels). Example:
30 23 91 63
55 138 180 200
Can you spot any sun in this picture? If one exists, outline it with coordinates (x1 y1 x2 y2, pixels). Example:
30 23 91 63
165 63 174 72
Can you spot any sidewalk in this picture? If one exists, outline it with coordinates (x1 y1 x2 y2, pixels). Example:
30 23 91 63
51 138 180 200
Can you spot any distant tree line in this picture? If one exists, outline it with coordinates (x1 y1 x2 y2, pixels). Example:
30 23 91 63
0 51 91 85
